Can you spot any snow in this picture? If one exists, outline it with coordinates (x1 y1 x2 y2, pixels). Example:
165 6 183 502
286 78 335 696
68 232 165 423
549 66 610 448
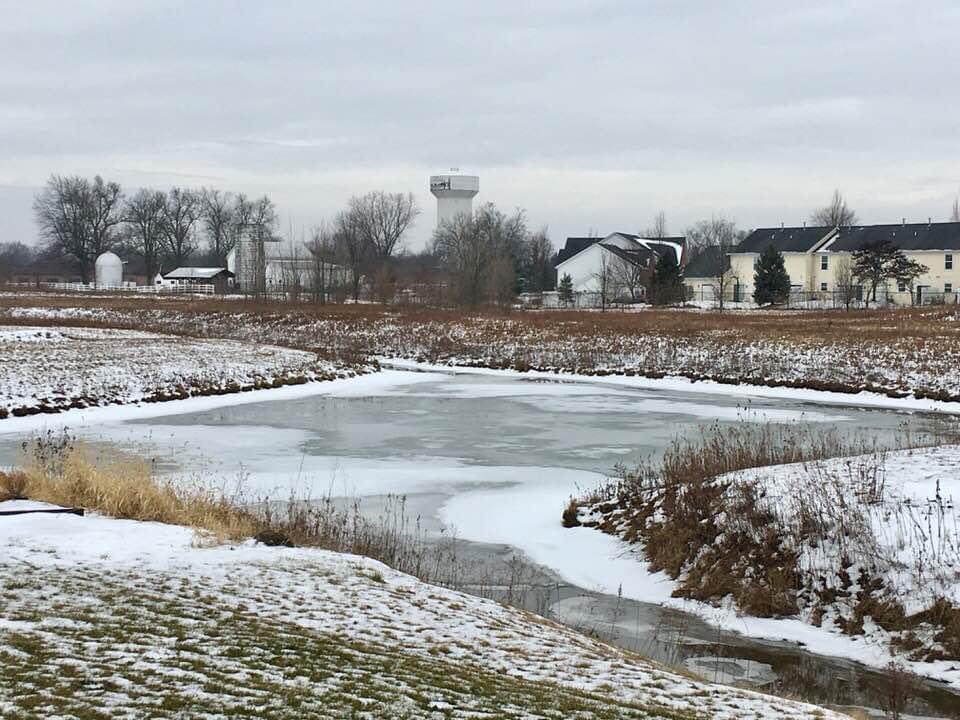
0 324 366 422
0 501 844 719
725 446 960 611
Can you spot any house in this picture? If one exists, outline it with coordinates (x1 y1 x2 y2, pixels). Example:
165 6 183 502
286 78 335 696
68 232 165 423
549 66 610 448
161 267 234 293
554 233 686 305
227 239 346 293
682 245 732 302
729 222 960 304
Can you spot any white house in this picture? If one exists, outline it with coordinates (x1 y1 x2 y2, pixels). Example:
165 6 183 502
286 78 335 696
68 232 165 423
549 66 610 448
227 239 348 294
554 232 686 305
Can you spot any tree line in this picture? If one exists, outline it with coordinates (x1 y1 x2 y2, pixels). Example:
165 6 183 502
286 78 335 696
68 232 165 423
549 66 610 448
31 174 278 282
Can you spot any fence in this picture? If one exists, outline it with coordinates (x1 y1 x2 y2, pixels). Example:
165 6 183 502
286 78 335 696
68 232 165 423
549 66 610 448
3 281 216 295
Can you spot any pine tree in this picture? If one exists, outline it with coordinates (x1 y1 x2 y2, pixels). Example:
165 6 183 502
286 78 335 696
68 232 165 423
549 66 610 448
650 250 684 305
557 273 574 306
753 244 791 306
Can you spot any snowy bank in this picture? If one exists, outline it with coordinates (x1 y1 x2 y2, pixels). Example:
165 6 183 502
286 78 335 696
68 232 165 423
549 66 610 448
0 501 844 719
548 444 960 690
0 325 364 420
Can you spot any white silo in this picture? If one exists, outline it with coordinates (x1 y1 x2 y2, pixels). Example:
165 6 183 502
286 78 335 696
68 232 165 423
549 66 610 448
94 251 123 288
430 173 479 230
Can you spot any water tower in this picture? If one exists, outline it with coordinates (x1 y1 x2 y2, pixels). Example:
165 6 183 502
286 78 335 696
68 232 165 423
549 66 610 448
94 251 123 288
430 172 479 230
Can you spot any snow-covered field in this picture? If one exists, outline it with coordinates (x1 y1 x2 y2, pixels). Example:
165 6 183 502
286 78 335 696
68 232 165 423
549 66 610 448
0 325 362 419
0 501 844 719
5 300 960 402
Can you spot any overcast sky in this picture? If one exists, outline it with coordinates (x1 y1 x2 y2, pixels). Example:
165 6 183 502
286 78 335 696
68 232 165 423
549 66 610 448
2 0 959 251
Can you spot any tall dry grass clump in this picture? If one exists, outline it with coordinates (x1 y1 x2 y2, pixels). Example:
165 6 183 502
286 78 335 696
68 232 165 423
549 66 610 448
10 433 461 583
17 433 256 541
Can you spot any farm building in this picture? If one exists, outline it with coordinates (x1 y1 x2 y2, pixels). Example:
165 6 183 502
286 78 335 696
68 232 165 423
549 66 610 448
160 267 234 293
729 222 960 304
554 233 686 306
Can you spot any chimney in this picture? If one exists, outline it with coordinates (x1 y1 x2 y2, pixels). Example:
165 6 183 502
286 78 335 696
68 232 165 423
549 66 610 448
902 217 906 226
781 221 784 229
803 221 807 228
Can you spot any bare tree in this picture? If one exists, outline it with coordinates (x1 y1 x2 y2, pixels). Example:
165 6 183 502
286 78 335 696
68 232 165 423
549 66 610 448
33 174 124 282
592 248 620 311
0 242 35 284
432 203 527 307
307 222 338 304
332 209 368 302
833 257 859 311
201 187 236 265
348 191 419 260
524 227 554 292
278 234 305 300
33 175 91 280
686 216 738 311
124 188 166 279
160 187 201 266
642 211 668 239
812 189 858 227
610 254 644 303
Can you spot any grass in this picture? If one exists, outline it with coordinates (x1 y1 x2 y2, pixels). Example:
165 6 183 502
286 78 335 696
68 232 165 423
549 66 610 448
5 294 960 401
0 568 706 720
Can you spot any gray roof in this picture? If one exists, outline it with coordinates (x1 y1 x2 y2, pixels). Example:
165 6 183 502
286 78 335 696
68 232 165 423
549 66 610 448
737 226 834 253
556 237 599 264
828 223 960 252
683 245 729 278
599 243 650 268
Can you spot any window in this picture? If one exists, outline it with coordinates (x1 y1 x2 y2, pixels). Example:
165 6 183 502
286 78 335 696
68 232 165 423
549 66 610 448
947 253 953 270
820 282 828 292
820 255 829 271
898 281 907 292
946 283 953 294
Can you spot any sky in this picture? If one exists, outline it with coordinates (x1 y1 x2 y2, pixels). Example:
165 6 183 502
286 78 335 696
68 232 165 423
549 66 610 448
2 0 960 252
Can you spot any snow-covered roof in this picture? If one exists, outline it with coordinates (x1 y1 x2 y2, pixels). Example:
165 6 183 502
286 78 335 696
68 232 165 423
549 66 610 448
163 267 231 279
556 232 685 269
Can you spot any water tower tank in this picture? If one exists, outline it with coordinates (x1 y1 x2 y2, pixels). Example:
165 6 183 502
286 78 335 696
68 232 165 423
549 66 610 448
430 174 479 230
95 251 123 287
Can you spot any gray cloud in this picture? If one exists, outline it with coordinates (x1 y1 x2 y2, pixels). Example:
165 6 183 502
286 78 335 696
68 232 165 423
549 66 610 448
2 0 959 250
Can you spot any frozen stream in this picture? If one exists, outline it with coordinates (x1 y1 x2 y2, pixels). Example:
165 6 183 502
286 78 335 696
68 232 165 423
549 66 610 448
1 367 958 716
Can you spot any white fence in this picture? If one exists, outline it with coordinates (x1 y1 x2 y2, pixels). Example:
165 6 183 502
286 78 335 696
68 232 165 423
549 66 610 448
4 282 215 295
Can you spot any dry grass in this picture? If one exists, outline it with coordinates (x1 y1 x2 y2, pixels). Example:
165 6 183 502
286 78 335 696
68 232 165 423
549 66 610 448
5 291 960 346
10 433 457 583
5 293 960 401
575 422 960 663
0 468 28 501
18 434 256 541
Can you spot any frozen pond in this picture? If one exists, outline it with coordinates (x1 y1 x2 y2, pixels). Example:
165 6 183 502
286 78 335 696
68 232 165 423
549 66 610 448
1 367 957 716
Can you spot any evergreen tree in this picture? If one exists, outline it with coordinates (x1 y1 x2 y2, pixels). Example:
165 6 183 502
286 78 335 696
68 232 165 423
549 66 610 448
649 250 684 305
753 244 791 306
557 273 574 306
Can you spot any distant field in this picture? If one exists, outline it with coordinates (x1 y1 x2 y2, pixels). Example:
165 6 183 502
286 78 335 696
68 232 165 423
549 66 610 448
3 292 960 403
